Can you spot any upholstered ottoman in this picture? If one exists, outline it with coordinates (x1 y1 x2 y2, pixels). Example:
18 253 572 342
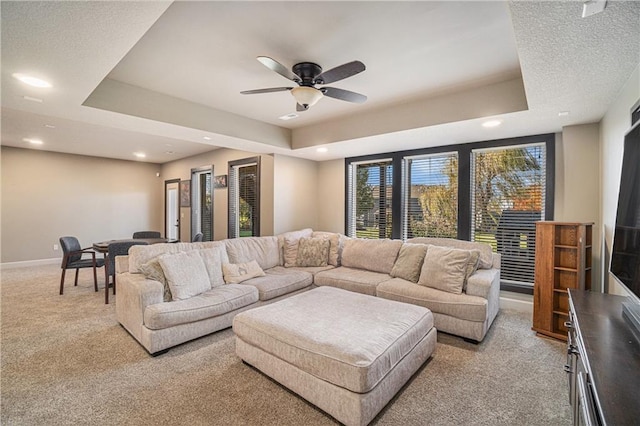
233 286 437 426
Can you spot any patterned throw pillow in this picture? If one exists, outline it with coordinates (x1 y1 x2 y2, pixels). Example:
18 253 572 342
283 237 301 268
222 260 266 284
139 259 172 302
296 237 330 267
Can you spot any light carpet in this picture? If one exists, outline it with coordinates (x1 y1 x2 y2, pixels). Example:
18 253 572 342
1 264 571 425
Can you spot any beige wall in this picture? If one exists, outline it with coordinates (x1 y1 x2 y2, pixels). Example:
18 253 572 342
554 124 602 290
316 159 345 233
601 63 640 295
1 146 162 263
272 154 318 234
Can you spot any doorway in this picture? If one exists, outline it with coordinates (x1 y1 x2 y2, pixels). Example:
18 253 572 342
164 179 180 240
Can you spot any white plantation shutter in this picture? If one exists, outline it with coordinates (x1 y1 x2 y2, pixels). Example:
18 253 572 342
471 143 546 286
402 152 458 240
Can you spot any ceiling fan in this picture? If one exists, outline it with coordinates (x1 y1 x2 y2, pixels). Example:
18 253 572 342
241 56 367 112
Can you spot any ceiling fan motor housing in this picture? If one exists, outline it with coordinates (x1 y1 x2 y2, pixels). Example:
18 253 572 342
292 62 323 86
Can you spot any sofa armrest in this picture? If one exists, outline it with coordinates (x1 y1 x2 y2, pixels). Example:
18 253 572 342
115 255 129 274
466 268 500 299
491 252 501 270
115 272 164 340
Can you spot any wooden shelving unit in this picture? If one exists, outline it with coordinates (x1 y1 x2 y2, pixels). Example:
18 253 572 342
532 221 593 341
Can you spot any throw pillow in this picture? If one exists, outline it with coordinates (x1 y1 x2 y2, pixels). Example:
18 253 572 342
296 237 330 267
198 245 227 288
139 259 172 302
222 260 266 284
390 243 429 283
464 249 481 291
311 231 341 266
417 245 471 294
159 251 211 301
283 237 301 268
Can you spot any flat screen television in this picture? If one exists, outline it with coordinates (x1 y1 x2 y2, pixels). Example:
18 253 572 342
610 119 640 336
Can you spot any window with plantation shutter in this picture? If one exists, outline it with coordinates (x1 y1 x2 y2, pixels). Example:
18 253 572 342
471 143 547 287
347 159 393 239
191 167 213 241
228 157 260 238
402 152 458 239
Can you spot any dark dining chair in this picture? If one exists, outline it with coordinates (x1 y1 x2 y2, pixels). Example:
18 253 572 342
132 231 161 239
59 236 105 295
105 240 148 304
192 232 204 242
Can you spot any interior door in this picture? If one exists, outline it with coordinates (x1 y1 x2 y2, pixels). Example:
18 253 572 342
165 180 180 240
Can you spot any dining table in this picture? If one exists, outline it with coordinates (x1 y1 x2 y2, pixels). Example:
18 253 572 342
93 238 178 304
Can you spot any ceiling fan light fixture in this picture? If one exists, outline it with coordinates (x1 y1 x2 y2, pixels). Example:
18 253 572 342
291 86 323 108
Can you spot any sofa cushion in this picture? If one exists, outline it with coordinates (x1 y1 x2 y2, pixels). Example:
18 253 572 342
139 259 172 302
418 245 470 294
377 278 488 322
407 237 494 269
222 260 266 284
241 266 312 301
128 241 226 273
288 265 335 275
277 228 313 266
159 251 211 301
311 231 341 266
143 284 259 329
314 266 392 296
390 243 429 283
198 245 229 288
296 237 330 267
225 236 280 270
341 238 403 274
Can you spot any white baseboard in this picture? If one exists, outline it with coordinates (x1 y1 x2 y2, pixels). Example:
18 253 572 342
0 258 59 269
499 291 533 313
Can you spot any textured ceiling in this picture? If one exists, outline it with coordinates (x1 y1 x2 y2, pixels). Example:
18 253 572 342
1 1 639 163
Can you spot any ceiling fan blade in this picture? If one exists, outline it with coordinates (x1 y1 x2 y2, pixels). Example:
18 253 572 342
315 61 365 85
257 56 300 82
296 103 308 112
240 87 293 95
322 87 367 104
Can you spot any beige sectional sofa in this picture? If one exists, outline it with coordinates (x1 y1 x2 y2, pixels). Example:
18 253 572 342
115 230 500 354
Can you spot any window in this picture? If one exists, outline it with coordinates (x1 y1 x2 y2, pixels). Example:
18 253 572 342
402 152 458 239
345 134 554 292
347 159 393 239
191 167 213 241
228 157 260 238
471 144 547 286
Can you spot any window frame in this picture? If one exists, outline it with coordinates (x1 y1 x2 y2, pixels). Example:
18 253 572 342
190 165 213 242
345 133 555 293
228 156 261 239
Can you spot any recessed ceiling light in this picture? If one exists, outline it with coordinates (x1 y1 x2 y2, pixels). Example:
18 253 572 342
23 96 43 103
279 113 299 121
558 111 570 117
44 124 56 128
22 138 43 145
482 119 502 128
133 152 146 158
203 136 212 141
13 73 52 88
316 147 328 153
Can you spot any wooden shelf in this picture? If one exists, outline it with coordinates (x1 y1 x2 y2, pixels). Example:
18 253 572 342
532 221 593 342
